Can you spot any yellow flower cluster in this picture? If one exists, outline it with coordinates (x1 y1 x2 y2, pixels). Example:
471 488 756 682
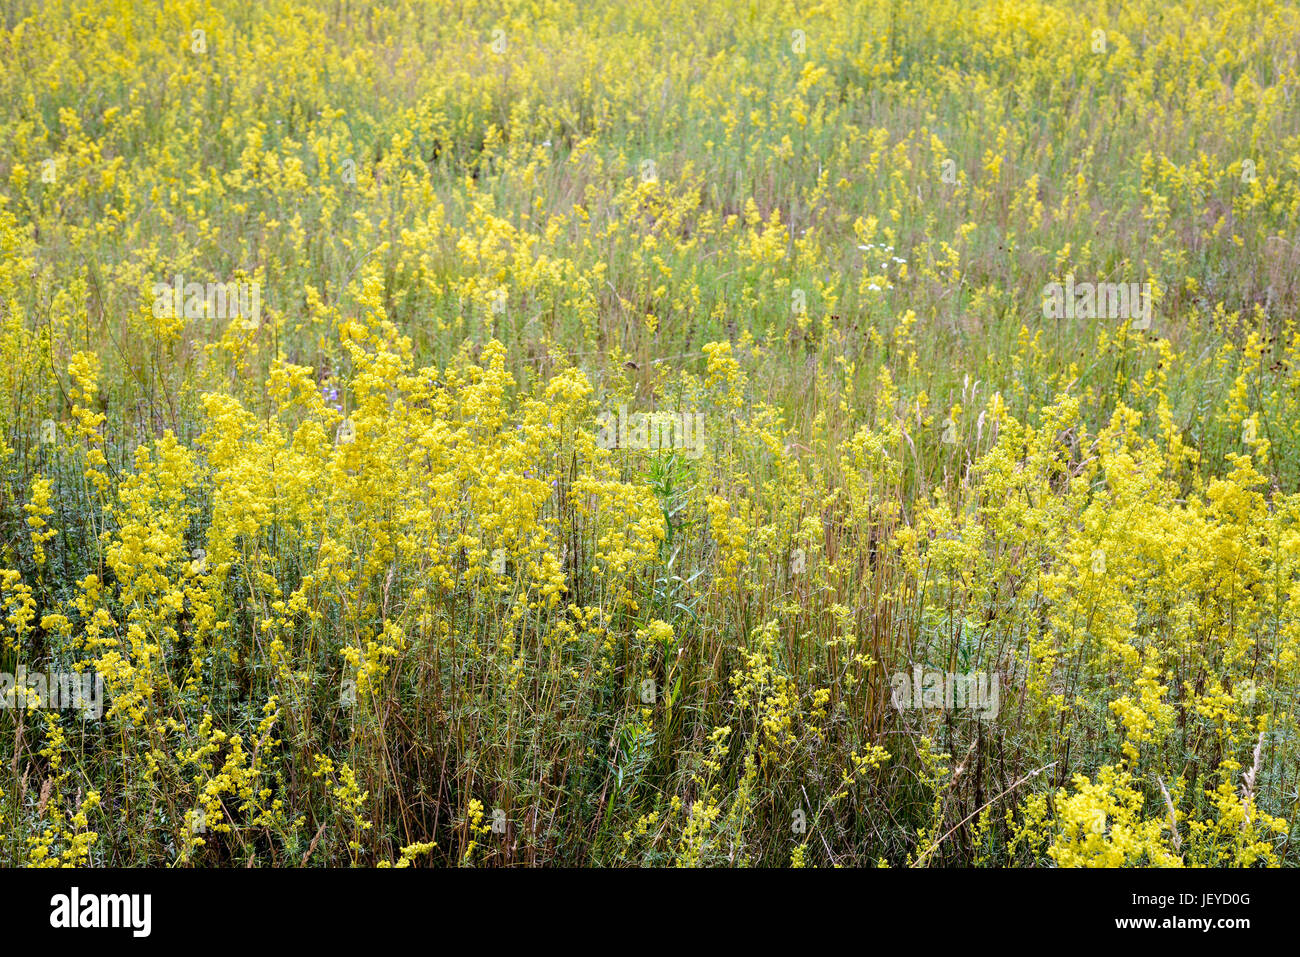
0 0 1297 868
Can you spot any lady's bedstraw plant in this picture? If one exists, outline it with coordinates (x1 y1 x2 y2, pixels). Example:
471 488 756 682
1 0 1298 868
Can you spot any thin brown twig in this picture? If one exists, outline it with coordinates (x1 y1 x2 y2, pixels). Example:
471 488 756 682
912 761 1058 867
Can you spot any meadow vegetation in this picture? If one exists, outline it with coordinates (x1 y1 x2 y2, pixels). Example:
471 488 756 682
1 0 1299 866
